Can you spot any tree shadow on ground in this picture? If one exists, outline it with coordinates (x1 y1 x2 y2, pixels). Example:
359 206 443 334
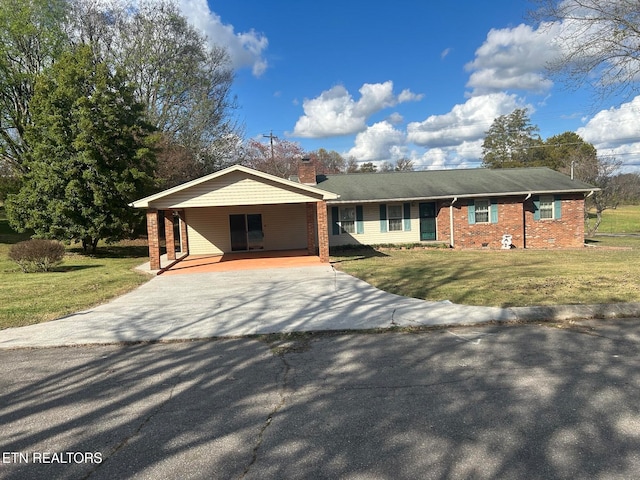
2 322 640 479
52 264 102 273
330 246 388 264
68 244 148 259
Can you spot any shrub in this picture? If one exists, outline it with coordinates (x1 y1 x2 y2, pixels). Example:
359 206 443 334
8 239 66 273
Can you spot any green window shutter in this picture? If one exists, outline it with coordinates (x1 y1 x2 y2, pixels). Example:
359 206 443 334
403 203 411 231
356 205 364 234
490 199 498 224
468 200 476 225
533 196 541 221
379 204 388 232
554 196 562 219
331 207 340 235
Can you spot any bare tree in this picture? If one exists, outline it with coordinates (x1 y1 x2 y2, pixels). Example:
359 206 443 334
239 138 305 179
308 148 345 174
0 0 68 173
345 157 359 173
532 0 640 100
68 0 240 174
574 155 622 235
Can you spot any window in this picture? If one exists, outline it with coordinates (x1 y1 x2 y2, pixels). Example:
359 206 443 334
387 204 403 231
332 206 363 235
539 195 554 219
339 207 355 234
380 203 411 233
474 200 490 223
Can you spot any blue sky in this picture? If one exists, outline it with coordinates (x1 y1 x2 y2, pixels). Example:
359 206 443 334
177 0 640 172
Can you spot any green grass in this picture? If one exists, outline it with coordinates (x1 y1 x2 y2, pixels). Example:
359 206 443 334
1 203 639 329
589 204 640 234
0 207 150 329
333 236 640 308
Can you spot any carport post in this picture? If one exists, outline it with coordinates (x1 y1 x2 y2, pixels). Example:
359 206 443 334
164 210 176 260
178 210 189 254
317 200 329 263
306 202 317 255
146 209 161 270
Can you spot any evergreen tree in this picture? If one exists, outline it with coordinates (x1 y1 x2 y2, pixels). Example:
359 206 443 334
6 45 156 252
481 108 543 168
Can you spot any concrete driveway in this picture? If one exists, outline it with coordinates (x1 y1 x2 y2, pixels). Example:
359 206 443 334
1 265 639 349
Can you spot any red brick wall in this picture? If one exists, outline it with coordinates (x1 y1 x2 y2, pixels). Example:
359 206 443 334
524 195 584 248
299 161 317 185
178 210 189 254
435 195 584 249
146 209 161 270
164 210 175 260
316 200 329 262
435 201 451 244
306 202 317 255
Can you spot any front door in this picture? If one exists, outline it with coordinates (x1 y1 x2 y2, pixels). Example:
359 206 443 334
230 214 264 251
419 202 437 241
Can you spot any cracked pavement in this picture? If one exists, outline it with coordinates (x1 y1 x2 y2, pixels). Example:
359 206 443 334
1 320 640 479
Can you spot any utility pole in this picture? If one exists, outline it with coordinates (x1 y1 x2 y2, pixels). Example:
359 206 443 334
263 130 277 161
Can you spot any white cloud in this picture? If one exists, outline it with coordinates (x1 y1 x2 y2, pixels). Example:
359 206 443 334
387 112 404 124
398 89 425 103
345 121 407 161
465 23 560 96
577 96 640 168
177 0 268 76
292 81 423 138
406 92 528 148
577 96 640 148
407 140 485 171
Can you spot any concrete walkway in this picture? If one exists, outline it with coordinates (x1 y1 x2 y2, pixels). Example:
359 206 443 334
1 265 639 349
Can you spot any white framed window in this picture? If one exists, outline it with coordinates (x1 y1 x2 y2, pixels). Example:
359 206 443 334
539 195 554 219
339 206 355 234
387 204 403 231
474 200 490 223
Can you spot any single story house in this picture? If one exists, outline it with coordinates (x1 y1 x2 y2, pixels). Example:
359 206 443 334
131 161 598 269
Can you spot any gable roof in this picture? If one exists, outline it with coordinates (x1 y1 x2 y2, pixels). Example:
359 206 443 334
131 164 339 209
316 167 598 203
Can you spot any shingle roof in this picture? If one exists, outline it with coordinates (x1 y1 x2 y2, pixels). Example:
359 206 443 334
316 167 597 203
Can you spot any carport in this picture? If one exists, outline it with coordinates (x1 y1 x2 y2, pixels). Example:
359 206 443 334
131 165 339 270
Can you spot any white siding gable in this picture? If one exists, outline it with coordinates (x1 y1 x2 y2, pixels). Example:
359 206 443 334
149 171 325 209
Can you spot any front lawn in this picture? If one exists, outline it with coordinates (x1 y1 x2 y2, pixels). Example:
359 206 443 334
590 204 640 233
0 207 150 329
332 238 640 308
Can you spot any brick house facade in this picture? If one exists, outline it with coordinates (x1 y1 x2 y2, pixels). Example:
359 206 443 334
316 166 596 251
436 194 586 249
132 163 597 269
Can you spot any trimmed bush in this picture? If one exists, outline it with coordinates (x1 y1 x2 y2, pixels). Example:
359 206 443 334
8 239 66 273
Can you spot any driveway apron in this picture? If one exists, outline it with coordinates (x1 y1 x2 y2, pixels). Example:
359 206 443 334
0 265 513 348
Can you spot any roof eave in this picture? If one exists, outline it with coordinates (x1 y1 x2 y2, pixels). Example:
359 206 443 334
326 188 600 204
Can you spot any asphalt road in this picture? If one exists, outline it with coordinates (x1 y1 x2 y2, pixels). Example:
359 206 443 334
1 319 639 479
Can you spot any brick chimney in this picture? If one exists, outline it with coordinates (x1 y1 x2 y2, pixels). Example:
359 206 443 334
298 157 317 185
